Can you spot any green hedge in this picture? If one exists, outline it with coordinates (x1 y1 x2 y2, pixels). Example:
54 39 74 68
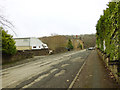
96 2 120 61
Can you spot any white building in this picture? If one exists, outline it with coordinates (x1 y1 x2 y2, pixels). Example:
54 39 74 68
14 37 48 50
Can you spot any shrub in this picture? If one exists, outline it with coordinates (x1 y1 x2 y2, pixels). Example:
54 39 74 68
1 27 17 55
67 39 73 50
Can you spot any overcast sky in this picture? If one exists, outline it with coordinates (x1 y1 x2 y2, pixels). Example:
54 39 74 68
1 0 110 37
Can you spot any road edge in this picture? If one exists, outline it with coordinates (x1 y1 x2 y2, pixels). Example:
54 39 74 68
2 56 46 71
67 50 92 90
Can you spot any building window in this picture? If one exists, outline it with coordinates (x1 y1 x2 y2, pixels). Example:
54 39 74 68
33 46 36 48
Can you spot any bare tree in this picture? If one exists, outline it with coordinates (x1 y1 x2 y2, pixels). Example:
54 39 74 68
0 15 17 36
0 1 17 36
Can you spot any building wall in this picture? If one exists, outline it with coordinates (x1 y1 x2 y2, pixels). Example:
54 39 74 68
30 37 44 49
72 39 84 50
16 46 32 50
15 38 30 46
14 37 48 50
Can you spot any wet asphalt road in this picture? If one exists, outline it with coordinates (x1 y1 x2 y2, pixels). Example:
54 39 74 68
2 50 91 88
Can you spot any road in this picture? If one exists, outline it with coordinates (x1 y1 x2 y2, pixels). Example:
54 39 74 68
2 49 91 88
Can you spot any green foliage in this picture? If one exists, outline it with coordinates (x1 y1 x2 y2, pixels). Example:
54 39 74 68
77 43 82 49
67 39 73 49
1 27 17 55
96 2 119 61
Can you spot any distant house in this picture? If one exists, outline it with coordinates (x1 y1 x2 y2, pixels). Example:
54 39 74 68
71 38 84 50
14 37 48 50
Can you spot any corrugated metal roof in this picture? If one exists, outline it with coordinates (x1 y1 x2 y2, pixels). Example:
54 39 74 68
14 37 45 47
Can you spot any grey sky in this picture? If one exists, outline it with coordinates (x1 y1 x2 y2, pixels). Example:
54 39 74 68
1 0 109 37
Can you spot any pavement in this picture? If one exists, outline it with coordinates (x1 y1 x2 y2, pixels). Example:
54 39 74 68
72 50 120 88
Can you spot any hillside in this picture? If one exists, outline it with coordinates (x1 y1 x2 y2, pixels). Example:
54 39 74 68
61 34 96 48
39 34 96 52
80 34 96 48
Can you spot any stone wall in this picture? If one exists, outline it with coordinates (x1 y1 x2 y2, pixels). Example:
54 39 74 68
30 49 49 56
2 49 49 64
97 49 120 84
2 51 33 64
